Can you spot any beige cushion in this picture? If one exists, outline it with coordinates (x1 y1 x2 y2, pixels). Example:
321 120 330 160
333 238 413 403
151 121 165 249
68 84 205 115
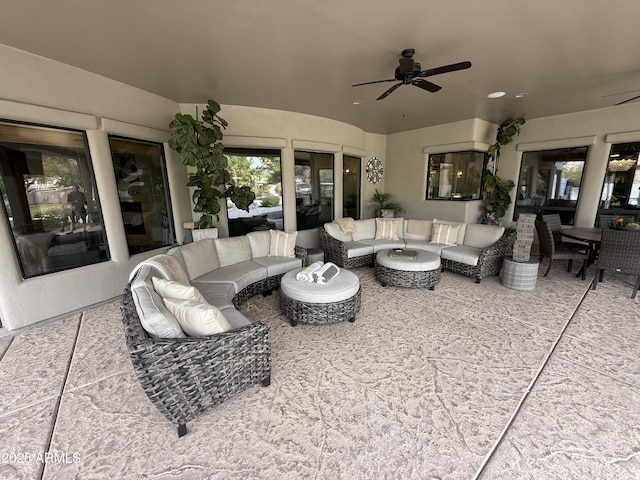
214 236 252 267
440 245 482 267
269 230 298 257
433 219 467 244
335 217 358 235
352 218 376 241
463 224 505 249
324 221 353 242
129 253 190 285
169 239 219 280
430 222 461 246
163 298 232 336
130 265 185 339
406 219 432 237
375 218 400 240
247 230 272 258
152 277 207 304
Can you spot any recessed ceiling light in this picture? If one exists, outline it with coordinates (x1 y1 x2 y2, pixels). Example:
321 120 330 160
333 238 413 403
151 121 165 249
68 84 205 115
487 91 506 99
352 100 361 105
515 92 529 98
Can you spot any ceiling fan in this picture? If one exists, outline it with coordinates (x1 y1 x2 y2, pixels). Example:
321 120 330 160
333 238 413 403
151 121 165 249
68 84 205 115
352 48 472 100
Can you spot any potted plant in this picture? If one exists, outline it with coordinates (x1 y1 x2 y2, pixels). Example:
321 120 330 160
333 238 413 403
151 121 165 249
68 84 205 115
483 117 525 224
168 99 255 229
371 189 404 217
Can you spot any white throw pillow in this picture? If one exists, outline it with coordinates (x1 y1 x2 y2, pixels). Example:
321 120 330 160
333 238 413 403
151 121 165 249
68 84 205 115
375 218 400 240
430 222 461 246
163 298 233 336
335 217 358 235
152 277 208 304
269 230 298 257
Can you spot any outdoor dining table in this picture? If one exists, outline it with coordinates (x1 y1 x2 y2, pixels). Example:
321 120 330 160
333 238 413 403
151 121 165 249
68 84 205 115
560 227 602 276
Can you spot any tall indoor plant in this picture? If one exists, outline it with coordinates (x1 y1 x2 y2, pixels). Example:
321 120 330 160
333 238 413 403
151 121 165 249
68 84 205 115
483 117 525 223
168 100 255 229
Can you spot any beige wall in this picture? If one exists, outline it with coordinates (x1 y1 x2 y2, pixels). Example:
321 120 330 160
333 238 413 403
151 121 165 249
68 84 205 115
385 105 640 226
0 46 385 329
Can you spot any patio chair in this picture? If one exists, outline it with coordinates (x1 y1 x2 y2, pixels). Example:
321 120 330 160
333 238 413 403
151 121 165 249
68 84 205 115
596 214 617 228
591 228 640 298
535 219 589 280
120 285 271 437
542 213 588 249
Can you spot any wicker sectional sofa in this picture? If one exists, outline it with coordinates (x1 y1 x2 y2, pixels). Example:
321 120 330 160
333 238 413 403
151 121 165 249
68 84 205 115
318 217 515 283
122 230 306 436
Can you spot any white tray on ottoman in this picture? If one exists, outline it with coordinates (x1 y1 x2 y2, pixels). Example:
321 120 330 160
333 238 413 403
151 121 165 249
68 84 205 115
279 268 361 326
375 248 441 289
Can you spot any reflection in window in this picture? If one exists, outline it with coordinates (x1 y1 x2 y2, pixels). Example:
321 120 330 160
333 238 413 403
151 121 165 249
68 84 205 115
110 136 174 254
343 155 361 219
514 147 588 223
294 151 334 230
600 142 640 215
225 148 282 237
0 121 109 278
426 151 486 200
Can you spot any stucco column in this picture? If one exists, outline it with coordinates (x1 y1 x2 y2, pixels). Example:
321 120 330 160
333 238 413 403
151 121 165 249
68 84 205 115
281 146 296 231
85 130 129 262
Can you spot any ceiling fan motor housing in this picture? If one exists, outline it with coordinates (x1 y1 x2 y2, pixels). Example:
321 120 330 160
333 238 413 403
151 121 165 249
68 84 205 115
395 63 422 83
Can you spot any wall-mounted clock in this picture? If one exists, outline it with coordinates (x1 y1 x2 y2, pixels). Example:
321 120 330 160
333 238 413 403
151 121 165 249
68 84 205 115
366 157 383 184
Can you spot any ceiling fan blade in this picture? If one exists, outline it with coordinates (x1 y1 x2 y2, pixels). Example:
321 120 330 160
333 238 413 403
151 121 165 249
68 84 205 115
419 61 472 78
377 82 403 100
352 78 397 87
616 95 640 105
399 57 414 74
413 79 442 93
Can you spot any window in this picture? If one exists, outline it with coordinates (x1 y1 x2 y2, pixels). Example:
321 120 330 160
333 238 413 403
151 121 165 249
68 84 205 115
225 148 283 236
343 155 361 219
294 151 334 230
599 142 640 217
0 121 109 278
110 136 174 254
426 151 486 200
514 147 588 224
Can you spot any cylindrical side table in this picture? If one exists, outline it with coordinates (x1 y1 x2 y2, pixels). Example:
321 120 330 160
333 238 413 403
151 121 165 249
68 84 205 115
305 248 324 266
501 257 539 291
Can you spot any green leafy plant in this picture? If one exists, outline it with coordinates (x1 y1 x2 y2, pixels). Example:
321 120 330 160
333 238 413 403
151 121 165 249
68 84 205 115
168 100 255 229
483 117 525 222
371 189 404 217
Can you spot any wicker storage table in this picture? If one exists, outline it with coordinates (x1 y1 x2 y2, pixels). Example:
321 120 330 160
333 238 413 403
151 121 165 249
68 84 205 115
501 257 539 291
375 249 441 290
280 268 361 326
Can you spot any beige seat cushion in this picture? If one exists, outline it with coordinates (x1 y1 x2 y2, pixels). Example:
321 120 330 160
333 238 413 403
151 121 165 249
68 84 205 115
440 245 483 267
214 236 252 267
168 239 220 280
463 224 505 249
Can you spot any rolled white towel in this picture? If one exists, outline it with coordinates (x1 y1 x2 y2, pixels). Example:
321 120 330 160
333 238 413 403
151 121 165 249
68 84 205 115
313 262 340 284
296 261 324 282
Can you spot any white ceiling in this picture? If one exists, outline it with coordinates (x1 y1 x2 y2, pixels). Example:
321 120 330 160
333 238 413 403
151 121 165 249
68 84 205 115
1 0 640 134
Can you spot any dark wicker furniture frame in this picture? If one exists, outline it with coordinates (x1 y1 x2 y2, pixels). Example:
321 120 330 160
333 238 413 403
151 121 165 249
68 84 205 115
375 263 441 289
280 287 361 326
318 227 374 268
535 220 588 280
591 227 640 298
121 285 271 437
440 233 516 283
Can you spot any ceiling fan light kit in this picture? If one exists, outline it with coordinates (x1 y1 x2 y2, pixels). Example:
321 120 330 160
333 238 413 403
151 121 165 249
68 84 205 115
352 48 472 100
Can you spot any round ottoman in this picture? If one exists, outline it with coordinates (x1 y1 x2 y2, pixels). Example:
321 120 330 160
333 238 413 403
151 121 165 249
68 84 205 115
280 268 361 326
375 249 441 289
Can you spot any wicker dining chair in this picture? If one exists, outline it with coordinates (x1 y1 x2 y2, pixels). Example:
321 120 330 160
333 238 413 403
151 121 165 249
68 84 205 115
591 228 640 298
120 285 271 437
535 219 589 280
542 213 588 249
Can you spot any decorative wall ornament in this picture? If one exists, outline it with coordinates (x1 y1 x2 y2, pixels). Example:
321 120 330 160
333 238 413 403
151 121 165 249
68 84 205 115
366 157 383 184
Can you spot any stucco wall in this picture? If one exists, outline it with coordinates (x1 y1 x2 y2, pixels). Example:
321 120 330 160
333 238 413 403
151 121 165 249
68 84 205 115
0 46 384 330
385 105 640 226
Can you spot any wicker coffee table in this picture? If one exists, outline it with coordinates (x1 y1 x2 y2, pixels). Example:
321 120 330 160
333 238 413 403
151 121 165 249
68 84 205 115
279 268 361 326
375 249 441 290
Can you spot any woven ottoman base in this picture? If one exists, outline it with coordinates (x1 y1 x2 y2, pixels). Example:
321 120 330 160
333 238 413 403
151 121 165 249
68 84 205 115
280 287 361 326
279 268 361 326
375 264 440 289
375 249 441 290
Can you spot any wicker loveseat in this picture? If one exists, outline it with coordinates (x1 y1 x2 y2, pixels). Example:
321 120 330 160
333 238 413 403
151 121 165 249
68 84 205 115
122 229 306 436
319 218 514 283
